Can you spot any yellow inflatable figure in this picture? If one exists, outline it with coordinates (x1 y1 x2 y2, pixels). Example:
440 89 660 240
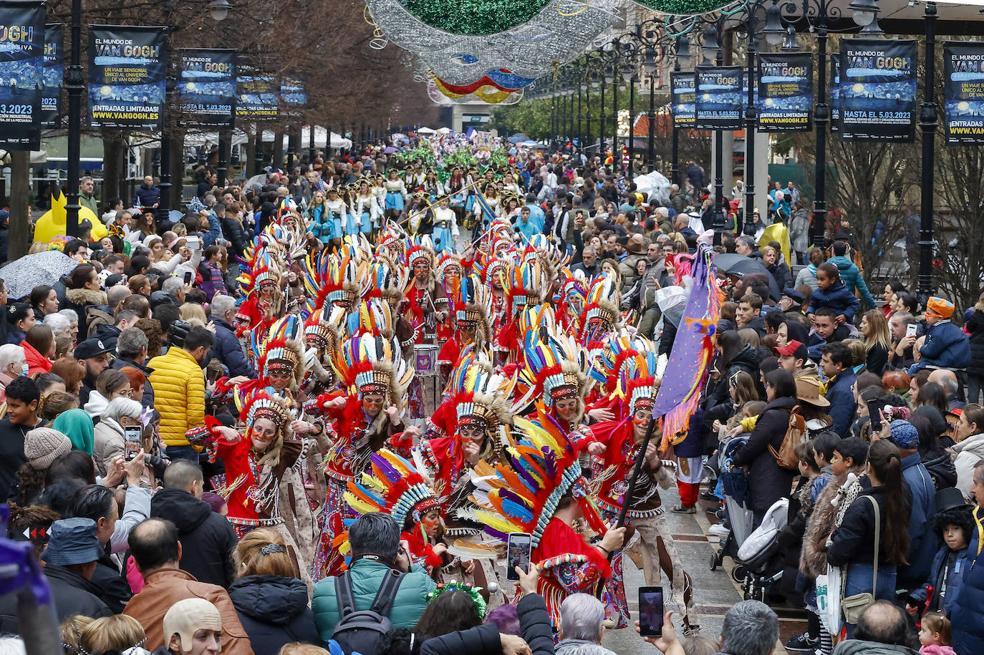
34 190 108 244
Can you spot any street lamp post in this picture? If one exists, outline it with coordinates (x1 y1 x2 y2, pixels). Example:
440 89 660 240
919 1 938 297
577 77 583 150
65 0 83 237
599 69 606 157
701 20 725 245
645 45 657 171
671 34 692 188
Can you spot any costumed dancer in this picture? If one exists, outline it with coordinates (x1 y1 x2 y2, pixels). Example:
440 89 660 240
205 389 314 582
384 169 408 219
311 332 414 580
497 260 548 365
324 188 347 249
355 179 382 237
460 413 625 625
402 238 447 418
580 273 622 365
586 351 697 632
437 273 491 374
432 196 460 255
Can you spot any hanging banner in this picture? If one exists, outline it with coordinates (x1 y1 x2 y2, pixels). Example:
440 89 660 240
831 54 840 133
694 65 742 130
176 49 236 128
671 72 695 128
839 39 917 142
0 1 45 150
43 24 63 128
757 53 813 131
280 78 307 106
943 41 984 145
237 65 278 121
88 26 167 129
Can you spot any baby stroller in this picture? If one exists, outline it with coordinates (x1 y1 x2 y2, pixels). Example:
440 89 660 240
734 497 788 602
710 436 755 574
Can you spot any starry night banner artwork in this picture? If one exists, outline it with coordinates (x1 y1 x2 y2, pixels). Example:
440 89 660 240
42 24 62 128
839 39 916 142
694 66 742 130
177 49 236 128
237 64 279 121
671 72 695 129
943 42 984 145
88 26 167 129
757 53 812 132
0 1 45 149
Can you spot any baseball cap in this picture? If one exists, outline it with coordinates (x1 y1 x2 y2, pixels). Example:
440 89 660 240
74 338 112 360
774 340 808 361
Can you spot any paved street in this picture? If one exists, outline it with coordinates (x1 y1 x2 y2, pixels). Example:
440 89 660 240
602 486 803 654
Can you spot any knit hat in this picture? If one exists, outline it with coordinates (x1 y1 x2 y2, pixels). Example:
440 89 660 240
925 296 955 320
163 598 222 652
887 419 919 450
24 428 71 470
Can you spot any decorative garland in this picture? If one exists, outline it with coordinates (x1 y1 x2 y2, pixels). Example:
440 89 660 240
425 581 489 618
402 0 551 35
632 0 737 15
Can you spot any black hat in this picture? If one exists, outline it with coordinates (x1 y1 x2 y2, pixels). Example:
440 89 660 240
74 338 112 360
42 518 102 566
936 487 972 515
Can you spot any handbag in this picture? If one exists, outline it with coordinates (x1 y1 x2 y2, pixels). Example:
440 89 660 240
769 408 806 471
841 495 880 624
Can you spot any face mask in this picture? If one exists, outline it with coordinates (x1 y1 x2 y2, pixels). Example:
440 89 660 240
20 363 28 377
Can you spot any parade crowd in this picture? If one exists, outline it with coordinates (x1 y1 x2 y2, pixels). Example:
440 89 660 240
0 132 981 655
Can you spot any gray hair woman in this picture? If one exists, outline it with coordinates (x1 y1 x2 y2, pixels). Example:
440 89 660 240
92 396 143 477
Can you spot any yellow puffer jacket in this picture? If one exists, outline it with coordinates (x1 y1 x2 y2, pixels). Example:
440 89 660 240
148 347 206 447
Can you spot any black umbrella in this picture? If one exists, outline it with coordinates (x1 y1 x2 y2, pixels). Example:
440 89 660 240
713 252 780 299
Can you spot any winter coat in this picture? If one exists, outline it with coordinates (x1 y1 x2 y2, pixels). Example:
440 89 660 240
908 543 969 616
311 558 437 641
968 309 984 378
150 488 238 587
62 287 109 340
807 280 861 322
828 255 878 307
0 564 111 633
135 184 161 208
898 453 939 590
148 346 206 448
124 567 253 655
228 575 320 653
93 416 126 477
731 396 798 512
90 552 132 614
795 264 819 292
20 339 51 376
909 320 972 375
212 319 254 378
221 215 249 257
825 369 858 438
950 508 984 655
801 475 850 578
789 208 810 254
827 486 906 569
767 262 792 293
419 594 553 655
952 433 984 501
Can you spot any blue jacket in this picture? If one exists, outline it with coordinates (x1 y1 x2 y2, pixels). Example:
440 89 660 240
312 559 436 642
951 508 984 655
897 453 938 590
909 320 972 374
909 544 969 616
212 319 254 378
828 255 877 307
807 280 861 322
824 369 857 438
135 184 160 208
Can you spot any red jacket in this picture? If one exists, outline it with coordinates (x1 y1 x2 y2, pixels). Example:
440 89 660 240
20 340 52 376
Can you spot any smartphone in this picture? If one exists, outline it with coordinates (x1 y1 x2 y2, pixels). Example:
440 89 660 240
124 426 142 461
506 532 532 581
906 323 918 339
183 271 194 285
186 235 201 251
638 587 664 637
867 399 883 432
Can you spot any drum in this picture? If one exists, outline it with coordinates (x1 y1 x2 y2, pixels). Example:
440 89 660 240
414 344 439 377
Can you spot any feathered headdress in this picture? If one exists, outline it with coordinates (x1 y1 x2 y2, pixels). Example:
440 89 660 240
621 350 661 415
304 303 346 353
257 315 305 386
404 236 435 270
580 273 621 346
505 260 548 318
332 333 414 405
367 257 409 303
458 414 605 549
345 449 442 531
449 352 516 434
236 388 292 444
520 306 589 415
452 274 492 346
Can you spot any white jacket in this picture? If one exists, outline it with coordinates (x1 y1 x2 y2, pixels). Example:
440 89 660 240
952 432 984 501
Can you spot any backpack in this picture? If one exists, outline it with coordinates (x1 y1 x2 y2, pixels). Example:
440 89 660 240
769 407 806 471
330 567 406 655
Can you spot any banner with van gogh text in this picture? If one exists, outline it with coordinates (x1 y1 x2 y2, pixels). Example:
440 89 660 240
943 42 984 144
0 1 45 149
694 65 742 130
42 24 62 127
88 26 167 129
237 64 278 121
176 49 236 128
671 72 695 128
758 53 812 131
839 39 916 142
